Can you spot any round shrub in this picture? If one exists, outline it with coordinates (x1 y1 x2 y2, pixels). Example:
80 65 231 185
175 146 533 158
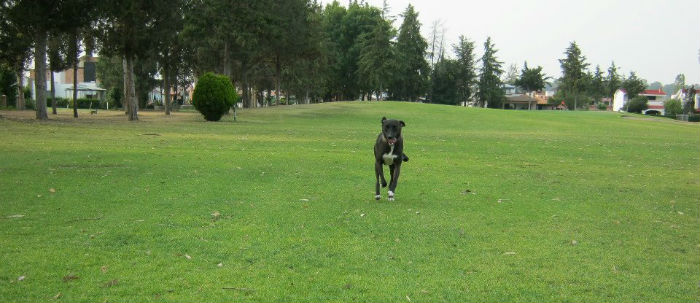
192 72 238 121
625 96 648 113
664 98 682 117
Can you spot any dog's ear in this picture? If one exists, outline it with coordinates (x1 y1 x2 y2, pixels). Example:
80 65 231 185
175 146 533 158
381 117 387 123
400 120 405 127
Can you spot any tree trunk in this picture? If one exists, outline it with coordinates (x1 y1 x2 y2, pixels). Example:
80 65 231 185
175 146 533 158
275 55 281 106
241 60 250 108
164 65 171 115
123 57 128 113
266 88 271 107
35 29 48 120
50 67 56 114
16 68 25 110
124 55 138 121
223 41 230 79
72 31 79 118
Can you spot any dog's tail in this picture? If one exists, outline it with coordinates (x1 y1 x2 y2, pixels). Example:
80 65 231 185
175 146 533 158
402 153 409 162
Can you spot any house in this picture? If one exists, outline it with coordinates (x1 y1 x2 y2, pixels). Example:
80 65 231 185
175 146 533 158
671 88 700 110
30 56 105 101
612 89 627 111
504 94 537 110
640 88 667 115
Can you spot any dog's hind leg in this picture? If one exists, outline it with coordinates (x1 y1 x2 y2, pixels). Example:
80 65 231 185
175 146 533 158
402 153 409 162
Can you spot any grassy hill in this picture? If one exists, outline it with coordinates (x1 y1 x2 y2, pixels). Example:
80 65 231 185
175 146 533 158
1 102 698 302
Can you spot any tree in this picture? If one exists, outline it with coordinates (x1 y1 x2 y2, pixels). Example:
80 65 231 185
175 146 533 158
502 63 518 85
621 71 647 99
674 74 686 94
357 15 395 101
684 85 696 114
625 95 648 113
430 58 459 105
264 0 318 106
390 4 429 101
47 31 69 114
606 61 621 97
478 37 504 108
0 1 33 110
3 0 66 119
154 0 182 115
55 0 99 118
0 63 17 106
318 1 347 101
453 35 477 105
664 98 683 117
96 0 171 120
514 61 548 93
588 65 606 104
558 41 589 110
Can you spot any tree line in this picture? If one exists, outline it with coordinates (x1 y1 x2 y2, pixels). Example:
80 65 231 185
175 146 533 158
0 0 693 121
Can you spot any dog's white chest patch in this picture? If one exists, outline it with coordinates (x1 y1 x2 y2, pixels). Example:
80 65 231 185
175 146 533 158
382 145 397 165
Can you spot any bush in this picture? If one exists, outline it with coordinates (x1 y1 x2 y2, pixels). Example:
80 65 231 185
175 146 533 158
689 115 700 122
67 98 100 109
625 96 648 113
192 72 238 121
48 97 69 107
24 98 35 110
664 98 683 117
596 103 608 110
107 87 122 109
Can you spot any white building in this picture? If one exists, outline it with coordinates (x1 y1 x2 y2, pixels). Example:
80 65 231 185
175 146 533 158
612 89 627 111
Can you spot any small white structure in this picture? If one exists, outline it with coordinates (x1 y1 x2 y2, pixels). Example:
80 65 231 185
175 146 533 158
612 89 627 111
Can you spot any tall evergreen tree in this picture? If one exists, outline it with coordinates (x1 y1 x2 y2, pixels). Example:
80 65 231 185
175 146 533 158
558 41 589 110
357 14 395 100
390 4 429 101
589 65 606 104
453 35 477 105
430 58 459 105
606 61 621 97
478 37 504 108
319 1 347 101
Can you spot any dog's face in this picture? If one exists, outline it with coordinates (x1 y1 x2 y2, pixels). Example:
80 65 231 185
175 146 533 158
381 117 405 146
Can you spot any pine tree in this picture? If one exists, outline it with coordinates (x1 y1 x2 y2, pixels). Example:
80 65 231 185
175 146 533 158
391 4 429 101
358 17 395 100
453 35 477 105
606 61 621 97
589 65 605 105
477 37 504 108
558 41 589 110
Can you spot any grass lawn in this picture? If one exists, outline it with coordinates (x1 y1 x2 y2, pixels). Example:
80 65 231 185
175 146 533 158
1 102 699 302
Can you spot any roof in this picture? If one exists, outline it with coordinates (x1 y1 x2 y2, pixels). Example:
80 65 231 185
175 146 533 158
505 95 537 103
641 89 665 96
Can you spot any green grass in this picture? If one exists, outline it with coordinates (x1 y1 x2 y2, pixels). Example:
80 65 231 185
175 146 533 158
1 103 699 302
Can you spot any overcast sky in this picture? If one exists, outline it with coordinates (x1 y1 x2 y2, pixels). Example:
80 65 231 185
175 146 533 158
365 0 700 87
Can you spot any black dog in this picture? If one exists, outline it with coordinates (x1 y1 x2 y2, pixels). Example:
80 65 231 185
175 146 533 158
374 117 408 201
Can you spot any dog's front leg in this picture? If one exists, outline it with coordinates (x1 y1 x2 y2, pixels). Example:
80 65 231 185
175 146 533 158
388 164 401 201
375 160 386 200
